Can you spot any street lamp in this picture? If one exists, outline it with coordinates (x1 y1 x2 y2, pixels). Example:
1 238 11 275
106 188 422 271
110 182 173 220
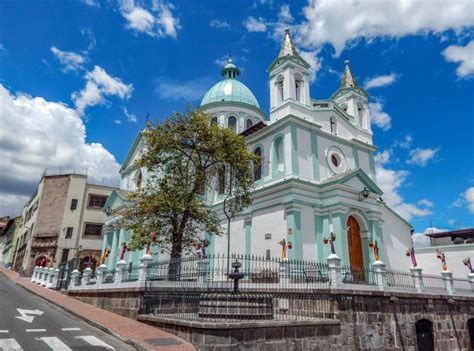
359 187 370 201
104 206 112 216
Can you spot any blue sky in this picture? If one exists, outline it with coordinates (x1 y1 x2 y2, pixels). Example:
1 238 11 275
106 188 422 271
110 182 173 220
0 0 473 236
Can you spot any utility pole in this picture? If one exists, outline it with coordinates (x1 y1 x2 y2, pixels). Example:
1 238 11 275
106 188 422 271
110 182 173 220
223 166 235 276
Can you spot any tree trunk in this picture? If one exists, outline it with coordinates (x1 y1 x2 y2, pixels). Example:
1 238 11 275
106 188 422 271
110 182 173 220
168 231 183 280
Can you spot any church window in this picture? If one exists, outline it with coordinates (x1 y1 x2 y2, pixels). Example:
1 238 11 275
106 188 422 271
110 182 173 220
254 147 262 181
246 119 253 130
295 74 302 102
218 166 226 194
327 148 347 174
331 154 339 167
357 102 366 128
276 75 284 103
274 137 284 174
211 116 218 125
330 116 337 135
228 116 237 133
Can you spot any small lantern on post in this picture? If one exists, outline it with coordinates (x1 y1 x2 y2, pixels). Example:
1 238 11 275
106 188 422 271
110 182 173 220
359 187 370 201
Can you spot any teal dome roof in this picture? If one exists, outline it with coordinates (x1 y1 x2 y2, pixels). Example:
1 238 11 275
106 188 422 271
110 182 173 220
200 58 260 109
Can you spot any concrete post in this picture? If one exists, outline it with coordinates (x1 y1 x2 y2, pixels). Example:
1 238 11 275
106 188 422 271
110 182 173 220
327 254 342 287
69 269 80 290
197 258 210 283
49 268 60 289
441 271 454 294
41 268 50 287
96 264 107 284
36 268 43 284
468 273 474 292
82 267 92 287
31 266 38 283
46 268 55 288
139 254 153 281
410 267 425 293
115 260 127 283
373 260 388 290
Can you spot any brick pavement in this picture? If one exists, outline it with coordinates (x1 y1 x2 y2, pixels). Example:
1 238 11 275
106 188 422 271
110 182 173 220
0 268 195 351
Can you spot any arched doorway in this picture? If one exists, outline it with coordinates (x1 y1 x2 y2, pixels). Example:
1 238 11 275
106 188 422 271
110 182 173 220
416 319 434 351
468 318 474 351
35 256 48 267
347 216 365 282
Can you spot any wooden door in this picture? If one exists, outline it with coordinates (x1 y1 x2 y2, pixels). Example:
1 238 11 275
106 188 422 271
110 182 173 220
347 216 364 281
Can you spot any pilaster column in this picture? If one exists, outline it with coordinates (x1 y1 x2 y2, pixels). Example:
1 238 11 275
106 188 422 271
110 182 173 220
96 264 107 284
69 270 80 290
139 254 153 281
468 273 474 292
410 267 425 293
285 205 301 260
115 259 127 283
108 228 119 269
372 260 388 290
82 267 92 287
441 271 454 294
327 254 342 287
244 217 252 271
41 268 49 287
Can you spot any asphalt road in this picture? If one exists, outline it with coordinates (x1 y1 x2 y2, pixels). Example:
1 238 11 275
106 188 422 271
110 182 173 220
0 274 135 350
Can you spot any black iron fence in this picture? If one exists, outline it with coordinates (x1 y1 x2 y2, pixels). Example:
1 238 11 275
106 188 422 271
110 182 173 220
453 278 471 292
386 269 416 289
341 265 377 285
422 274 446 291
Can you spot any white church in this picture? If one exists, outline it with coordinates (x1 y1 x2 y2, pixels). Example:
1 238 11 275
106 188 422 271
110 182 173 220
102 29 413 272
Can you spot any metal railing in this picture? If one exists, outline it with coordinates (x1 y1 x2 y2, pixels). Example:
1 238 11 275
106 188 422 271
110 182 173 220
341 265 377 285
422 274 446 291
453 278 471 292
386 269 416 289
102 269 116 284
122 266 140 283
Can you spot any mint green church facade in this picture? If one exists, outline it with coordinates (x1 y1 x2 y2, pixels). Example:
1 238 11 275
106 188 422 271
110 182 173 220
101 29 413 272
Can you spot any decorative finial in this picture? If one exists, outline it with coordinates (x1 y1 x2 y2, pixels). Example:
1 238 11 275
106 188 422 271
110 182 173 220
344 59 350 65
285 26 290 33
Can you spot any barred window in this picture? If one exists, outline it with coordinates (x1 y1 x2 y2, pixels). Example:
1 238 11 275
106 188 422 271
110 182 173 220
84 224 103 236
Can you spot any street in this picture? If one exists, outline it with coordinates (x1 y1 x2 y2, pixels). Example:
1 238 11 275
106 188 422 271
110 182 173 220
0 274 135 350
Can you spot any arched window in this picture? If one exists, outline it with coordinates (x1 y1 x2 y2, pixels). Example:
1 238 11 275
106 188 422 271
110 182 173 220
276 75 284 103
254 147 262 181
357 102 366 128
295 74 302 102
218 166 226 194
211 116 218 125
246 119 253 130
228 116 237 133
330 116 337 135
135 170 143 189
273 137 284 175
416 319 434 351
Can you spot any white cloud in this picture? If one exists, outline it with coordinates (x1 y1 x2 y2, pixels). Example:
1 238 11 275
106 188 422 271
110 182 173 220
375 155 432 222
0 43 6 52
299 50 321 83
72 66 133 115
82 0 99 7
120 0 180 38
113 119 122 125
155 77 213 102
0 84 120 217
50 47 86 73
417 199 434 208
364 73 399 89
374 150 391 166
297 0 474 55
407 147 439 167
124 107 138 123
368 102 391 131
442 40 474 78
393 134 413 149
451 188 474 213
243 16 267 32
278 4 294 23
210 19 230 30
412 227 447 247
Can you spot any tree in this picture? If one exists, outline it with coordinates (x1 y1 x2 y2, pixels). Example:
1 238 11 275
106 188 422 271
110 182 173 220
122 108 257 261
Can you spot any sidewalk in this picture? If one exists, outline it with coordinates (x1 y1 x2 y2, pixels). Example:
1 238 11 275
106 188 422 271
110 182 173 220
0 268 195 351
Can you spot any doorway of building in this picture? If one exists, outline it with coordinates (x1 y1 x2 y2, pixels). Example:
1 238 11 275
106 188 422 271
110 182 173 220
468 318 474 351
347 215 364 282
416 319 434 351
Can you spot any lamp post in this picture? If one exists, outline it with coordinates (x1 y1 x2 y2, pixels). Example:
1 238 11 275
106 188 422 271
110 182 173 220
223 166 235 276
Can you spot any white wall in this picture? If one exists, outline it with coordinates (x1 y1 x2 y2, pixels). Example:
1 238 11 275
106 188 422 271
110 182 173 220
415 244 474 278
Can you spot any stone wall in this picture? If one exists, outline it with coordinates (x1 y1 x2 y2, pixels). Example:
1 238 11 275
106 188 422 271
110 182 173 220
68 287 144 319
70 287 474 350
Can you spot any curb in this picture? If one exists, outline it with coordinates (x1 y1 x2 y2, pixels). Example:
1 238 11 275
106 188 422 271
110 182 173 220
1 272 149 351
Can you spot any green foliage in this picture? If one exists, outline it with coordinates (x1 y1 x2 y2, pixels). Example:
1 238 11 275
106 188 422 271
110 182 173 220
122 108 257 258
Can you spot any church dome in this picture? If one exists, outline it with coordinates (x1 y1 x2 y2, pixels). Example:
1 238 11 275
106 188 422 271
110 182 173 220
200 59 260 109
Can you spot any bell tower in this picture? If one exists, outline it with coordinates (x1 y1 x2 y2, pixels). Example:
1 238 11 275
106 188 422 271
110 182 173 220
268 28 311 111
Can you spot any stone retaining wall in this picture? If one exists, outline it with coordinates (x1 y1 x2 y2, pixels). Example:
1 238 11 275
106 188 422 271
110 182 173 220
68 287 144 319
